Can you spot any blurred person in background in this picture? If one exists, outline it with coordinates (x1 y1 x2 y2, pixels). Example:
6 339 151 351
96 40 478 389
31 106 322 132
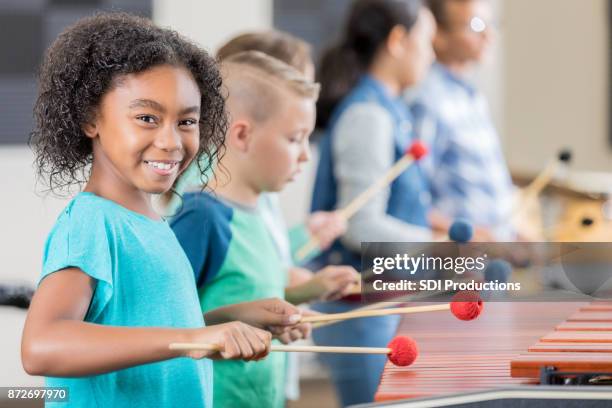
410 0 515 241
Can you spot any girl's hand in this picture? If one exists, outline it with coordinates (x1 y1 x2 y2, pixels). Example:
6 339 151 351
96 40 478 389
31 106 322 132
205 298 302 336
306 211 347 250
184 322 271 361
276 309 317 344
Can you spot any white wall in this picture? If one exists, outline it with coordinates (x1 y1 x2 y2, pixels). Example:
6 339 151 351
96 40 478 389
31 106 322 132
502 0 610 173
1 147 68 387
153 0 272 53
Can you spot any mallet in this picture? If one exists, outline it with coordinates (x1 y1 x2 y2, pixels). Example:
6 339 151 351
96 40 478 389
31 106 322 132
521 148 572 199
510 148 572 224
440 219 474 243
484 259 512 283
302 292 483 324
295 141 429 261
347 219 475 296
169 335 419 367
316 272 484 329
313 287 446 329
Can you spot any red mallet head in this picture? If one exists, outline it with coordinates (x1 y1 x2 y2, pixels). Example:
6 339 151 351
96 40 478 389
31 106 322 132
387 336 418 367
450 291 484 321
405 141 428 161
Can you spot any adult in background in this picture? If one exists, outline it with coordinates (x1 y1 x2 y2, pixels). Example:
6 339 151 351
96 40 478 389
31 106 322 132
410 0 515 240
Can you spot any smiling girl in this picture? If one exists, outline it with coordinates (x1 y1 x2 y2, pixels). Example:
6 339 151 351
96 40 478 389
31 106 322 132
21 13 304 408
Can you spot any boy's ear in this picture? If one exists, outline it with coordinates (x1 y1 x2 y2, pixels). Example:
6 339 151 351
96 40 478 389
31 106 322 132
228 120 253 152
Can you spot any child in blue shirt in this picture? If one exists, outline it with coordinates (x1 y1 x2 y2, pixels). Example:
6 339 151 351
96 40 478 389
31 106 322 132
21 13 304 408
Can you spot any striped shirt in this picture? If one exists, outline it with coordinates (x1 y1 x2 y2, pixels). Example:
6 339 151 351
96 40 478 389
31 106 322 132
410 63 515 238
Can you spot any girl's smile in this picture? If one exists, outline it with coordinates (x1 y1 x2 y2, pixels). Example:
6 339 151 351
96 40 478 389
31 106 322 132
144 159 182 176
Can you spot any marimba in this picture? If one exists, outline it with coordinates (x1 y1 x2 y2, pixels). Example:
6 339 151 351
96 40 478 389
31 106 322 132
372 302 612 405
511 301 612 383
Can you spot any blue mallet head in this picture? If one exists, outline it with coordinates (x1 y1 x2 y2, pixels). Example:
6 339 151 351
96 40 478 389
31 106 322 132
448 219 473 243
484 259 512 283
558 148 572 164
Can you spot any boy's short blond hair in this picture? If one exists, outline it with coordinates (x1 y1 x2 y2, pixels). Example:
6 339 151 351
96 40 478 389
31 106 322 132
222 51 320 123
217 30 313 76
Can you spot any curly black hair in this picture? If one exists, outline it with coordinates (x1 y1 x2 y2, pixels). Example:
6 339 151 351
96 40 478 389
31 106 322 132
30 12 227 194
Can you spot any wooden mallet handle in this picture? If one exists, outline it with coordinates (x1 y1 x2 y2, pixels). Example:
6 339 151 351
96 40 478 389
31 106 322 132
337 141 428 220
300 303 450 323
295 141 428 262
513 149 572 216
311 300 407 329
169 343 391 355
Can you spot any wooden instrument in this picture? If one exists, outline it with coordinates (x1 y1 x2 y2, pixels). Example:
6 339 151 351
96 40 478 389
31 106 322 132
374 302 586 402
511 301 612 380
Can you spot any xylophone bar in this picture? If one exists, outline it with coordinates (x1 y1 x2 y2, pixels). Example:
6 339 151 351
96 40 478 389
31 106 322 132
512 301 612 380
567 311 612 322
511 353 612 378
529 342 612 352
580 305 612 312
541 331 612 343
556 322 612 331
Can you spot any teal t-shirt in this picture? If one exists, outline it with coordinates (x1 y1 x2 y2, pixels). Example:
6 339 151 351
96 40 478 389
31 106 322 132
171 192 287 408
40 192 212 408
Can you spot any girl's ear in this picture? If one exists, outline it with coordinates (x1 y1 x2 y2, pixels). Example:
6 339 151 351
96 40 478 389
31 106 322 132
387 25 409 58
82 114 99 139
227 119 253 153
82 122 98 139
82 107 101 139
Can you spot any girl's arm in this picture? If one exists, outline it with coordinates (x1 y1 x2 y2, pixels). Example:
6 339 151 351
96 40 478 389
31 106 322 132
22 268 271 377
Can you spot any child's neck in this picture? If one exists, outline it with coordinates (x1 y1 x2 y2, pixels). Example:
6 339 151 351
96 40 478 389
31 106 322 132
369 55 403 96
436 55 473 76
210 161 260 208
370 70 402 96
211 179 260 208
85 160 159 221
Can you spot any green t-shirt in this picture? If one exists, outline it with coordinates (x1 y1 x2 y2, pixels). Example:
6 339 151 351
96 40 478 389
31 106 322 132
170 159 314 263
171 192 287 408
40 192 212 408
